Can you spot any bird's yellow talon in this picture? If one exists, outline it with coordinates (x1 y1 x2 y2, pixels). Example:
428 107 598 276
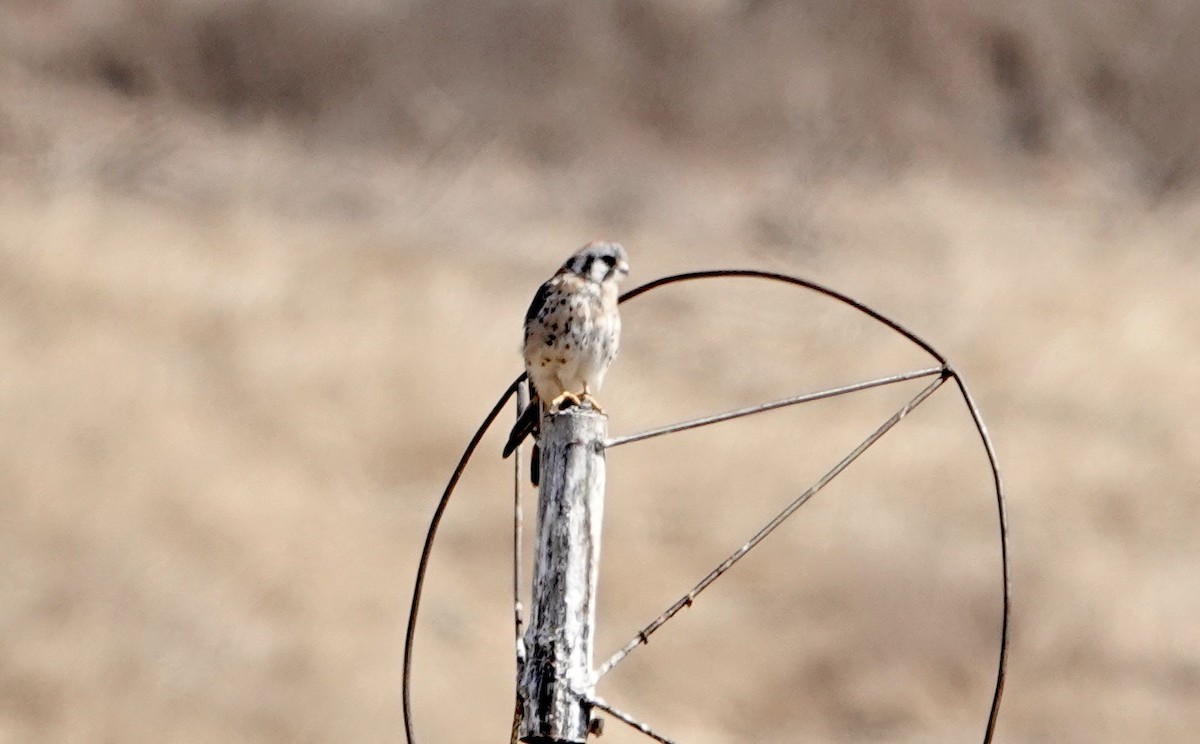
581 393 605 414
548 392 583 411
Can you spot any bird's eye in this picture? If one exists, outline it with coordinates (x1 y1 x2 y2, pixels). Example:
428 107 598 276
600 255 616 267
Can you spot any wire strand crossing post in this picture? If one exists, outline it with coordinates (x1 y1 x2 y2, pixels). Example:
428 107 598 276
518 407 606 743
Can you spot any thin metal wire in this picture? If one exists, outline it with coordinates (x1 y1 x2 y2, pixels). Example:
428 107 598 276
403 376 522 744
618 270 947 365
587 696 676 744
509 701 521 744
596 371 949 679
950 369 1010 743
513 382 528 649
605 366 946 449
510 382 528 744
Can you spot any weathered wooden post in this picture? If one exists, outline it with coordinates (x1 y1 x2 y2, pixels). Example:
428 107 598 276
518 407 606 743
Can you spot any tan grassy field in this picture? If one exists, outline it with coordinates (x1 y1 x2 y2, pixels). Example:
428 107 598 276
2 2 1199 743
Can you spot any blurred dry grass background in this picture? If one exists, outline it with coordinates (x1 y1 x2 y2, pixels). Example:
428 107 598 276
1 1 1199 742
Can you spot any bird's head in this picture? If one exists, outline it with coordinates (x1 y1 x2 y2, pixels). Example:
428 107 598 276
562 241 630 285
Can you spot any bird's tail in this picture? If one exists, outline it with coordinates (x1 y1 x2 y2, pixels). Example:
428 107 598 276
503 392 540 458
504 387 541 485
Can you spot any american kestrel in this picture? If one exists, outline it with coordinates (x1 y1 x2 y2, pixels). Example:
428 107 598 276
502 242 630 473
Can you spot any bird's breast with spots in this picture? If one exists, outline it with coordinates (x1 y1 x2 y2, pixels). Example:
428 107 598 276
525 282 618 398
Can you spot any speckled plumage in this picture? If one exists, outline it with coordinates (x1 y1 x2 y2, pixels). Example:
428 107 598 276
503 242 629 466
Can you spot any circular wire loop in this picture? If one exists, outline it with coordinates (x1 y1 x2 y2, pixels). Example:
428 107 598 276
403 269 1009 744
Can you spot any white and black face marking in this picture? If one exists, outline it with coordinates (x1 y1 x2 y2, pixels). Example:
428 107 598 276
563 241 630 284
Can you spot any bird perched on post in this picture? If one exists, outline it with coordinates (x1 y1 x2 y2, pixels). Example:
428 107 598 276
503 242 630 481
